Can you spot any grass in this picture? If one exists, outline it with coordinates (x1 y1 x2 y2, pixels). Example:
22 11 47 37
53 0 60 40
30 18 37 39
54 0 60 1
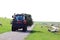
26 22 60 40
0 17 11 34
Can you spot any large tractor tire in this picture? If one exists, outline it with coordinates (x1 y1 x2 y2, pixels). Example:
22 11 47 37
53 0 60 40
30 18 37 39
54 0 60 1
23 26 27 32
12 26 17 31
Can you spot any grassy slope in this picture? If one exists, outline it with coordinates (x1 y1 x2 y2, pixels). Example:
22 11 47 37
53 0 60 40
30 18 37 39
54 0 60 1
26 22 60 40
0 17 11 34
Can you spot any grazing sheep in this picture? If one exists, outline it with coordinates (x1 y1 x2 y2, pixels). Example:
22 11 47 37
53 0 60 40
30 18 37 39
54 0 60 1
48 24 59 32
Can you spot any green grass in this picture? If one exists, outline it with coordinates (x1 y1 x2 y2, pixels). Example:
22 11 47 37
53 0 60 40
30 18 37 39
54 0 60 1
0 17 11 34
26 22 60 40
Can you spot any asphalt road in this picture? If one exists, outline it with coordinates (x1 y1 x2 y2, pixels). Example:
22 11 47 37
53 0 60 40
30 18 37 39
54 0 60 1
0 25 34 40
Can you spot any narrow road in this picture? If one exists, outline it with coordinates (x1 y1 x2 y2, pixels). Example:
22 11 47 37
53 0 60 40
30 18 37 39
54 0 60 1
0 25 34 40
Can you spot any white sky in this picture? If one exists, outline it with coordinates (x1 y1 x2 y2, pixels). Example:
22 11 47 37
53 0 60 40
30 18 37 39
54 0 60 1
0 0 60 22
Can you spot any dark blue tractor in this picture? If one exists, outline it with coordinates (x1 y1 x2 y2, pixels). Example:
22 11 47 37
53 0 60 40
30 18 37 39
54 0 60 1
11 14 33 32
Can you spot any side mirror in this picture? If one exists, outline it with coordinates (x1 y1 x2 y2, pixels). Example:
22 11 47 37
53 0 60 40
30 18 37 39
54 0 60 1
12 16 13 18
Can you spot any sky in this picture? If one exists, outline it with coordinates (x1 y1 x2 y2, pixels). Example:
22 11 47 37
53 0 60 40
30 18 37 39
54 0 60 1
0 0 60 22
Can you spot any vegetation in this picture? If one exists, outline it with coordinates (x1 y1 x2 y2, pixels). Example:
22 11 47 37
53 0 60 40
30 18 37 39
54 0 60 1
0 17 11 34
26 22 60 40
